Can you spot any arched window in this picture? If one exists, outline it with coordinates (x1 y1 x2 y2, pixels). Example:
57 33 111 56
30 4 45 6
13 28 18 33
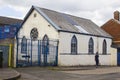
88 37 94 54
42 35 49 54
71 35 77 55
30 28 38 40
103 39 107 54
21 36 27 54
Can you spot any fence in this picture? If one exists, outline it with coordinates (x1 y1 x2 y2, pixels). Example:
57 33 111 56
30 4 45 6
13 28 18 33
16 38 58 67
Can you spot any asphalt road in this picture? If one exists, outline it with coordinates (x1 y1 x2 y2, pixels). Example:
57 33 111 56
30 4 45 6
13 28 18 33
16 67 120 80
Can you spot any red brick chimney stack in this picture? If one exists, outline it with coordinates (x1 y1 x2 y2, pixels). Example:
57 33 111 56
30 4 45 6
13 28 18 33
114 11 119 21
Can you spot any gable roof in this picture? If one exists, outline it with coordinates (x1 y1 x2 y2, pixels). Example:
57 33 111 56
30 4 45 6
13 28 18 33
21 6 112 38
101 19 120 36
101 19 120 42
0 16 22 26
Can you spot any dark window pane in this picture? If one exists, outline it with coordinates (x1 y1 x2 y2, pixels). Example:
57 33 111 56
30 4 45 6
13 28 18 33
21 36 27 54
103 40 107 54
88 38 94 54
71 35 77 55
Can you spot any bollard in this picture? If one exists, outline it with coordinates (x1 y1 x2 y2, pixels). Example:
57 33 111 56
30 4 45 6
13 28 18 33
0 50 3 68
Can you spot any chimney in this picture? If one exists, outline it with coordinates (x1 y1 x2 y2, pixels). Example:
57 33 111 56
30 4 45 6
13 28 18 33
114 11 119 21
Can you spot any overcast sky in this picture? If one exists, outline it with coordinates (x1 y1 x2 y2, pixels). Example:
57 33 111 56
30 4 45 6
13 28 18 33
0 0 120 26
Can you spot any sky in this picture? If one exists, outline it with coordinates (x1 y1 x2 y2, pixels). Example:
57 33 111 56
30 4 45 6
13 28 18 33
0 0 120 26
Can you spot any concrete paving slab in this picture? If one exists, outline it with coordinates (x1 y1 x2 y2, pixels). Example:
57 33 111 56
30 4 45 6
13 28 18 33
63 66 120 74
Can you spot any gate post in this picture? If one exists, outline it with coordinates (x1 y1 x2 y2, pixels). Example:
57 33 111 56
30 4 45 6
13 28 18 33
8 44 12 67
30 40 32 66
38 40 41 66
0 50 3 68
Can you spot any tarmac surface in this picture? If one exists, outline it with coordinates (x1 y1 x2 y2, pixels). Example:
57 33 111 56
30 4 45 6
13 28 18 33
1 66 120 80
0 68 20 80
16 66 120 80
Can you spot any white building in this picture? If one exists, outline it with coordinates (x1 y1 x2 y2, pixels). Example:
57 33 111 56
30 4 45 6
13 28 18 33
14 6 116 67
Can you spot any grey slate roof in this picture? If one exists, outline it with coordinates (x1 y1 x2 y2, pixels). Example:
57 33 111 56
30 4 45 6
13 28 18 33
0 16 22 25
32 6 112 38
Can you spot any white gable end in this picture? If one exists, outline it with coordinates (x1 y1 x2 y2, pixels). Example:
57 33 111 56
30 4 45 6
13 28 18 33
18 10 59 39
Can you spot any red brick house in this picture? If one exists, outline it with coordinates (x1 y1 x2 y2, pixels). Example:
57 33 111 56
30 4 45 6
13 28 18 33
102 11 120 46
101 11 120 65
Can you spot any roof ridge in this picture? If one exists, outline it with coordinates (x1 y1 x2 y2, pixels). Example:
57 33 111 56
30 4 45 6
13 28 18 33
35 6 90 21
0 16 22 21
113 19 120 24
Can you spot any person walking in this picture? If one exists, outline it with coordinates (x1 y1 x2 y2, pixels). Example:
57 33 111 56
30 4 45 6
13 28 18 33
95 52 99 67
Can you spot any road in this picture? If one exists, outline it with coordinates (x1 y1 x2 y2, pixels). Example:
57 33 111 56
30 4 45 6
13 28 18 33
16 67 120 80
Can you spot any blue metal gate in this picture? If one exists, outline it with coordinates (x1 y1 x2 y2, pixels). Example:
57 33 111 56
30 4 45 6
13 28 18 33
16 38 58 67
117 48 120 66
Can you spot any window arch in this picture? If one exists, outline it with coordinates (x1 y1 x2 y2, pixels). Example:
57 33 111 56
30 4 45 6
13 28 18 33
21 36 27 53
71 35 77 55
88 37 94 54
43 35 49 45
30 28 38 40
103 39 107 54
42 35 49 54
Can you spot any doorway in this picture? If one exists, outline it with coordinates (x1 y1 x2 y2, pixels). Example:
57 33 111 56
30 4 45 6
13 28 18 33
0 50 3 68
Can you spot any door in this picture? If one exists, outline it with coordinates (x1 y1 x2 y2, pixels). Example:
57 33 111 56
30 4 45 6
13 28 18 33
117 48 120 66
0 46 9 67
0 51 3 68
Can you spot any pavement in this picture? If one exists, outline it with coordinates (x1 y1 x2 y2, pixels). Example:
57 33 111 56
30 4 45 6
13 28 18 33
0 68 20 80
1 66 120 80
62 66 120 74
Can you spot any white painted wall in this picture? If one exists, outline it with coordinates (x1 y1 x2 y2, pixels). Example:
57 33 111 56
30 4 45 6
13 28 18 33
110 48 117 65
59 55 95 66
59 55 111 66
58 32 113 66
